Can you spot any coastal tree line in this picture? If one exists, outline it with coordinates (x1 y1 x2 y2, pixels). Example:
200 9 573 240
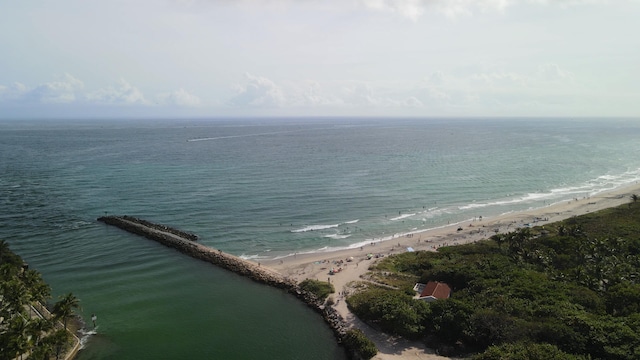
0 240 81 360
346 198 640 359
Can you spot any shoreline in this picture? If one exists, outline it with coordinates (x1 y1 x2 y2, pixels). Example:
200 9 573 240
265 182 640 271
251 182 640 262
260 181 640 360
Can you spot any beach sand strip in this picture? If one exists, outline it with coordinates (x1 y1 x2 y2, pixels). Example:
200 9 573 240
260 182 640 360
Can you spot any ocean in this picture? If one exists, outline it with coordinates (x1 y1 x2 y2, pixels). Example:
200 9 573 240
1 117 640 359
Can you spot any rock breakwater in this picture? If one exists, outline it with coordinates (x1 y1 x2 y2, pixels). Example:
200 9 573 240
97 216 369 359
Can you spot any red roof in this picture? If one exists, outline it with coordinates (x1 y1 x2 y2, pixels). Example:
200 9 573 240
420 281 451 300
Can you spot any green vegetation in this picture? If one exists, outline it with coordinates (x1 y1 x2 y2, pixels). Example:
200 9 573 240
343 328 378 360
347 201 640 358
348 288 430 339
52 293 81 330
0 240 80 360
299 279 335 301
473 342 587 360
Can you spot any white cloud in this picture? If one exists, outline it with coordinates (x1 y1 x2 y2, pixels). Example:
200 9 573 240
467 63 573 90
424 87 451 102
359 0 511 20
0 75 201 111
426 71 446 86
228 74 423 110
357 0 617 20
33 73 84 104
340 82 423 108
0 74 84 104
415 72 453 107
536 63 574 82
229 73 286 107
86 79 148 105
403 96 424 107
301 82 333 106
527 0 609 6
0 82 29 102
156 88 201 107
176 0 513 20
395 63 579 114
288 81 343 107
359 0 425 21
471 72 529 88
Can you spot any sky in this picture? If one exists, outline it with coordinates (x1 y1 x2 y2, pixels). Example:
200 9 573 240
1 0 639 119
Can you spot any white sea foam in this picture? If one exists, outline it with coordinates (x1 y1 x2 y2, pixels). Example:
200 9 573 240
460 185 592 212
291 218 361 233
418 207 444 220
239 254 264 260
291 224 340 233
324 234 351 239
456 169 640 214
390 213 416 221
79 327 99 349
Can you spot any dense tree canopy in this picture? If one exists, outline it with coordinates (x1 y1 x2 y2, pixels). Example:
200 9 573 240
0 240 79 360
347 201 640 358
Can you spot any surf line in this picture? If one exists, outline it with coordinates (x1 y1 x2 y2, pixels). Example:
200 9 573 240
97 215 367 358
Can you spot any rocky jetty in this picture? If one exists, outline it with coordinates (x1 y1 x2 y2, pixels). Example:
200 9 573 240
97 216 362 358
121 215 199 241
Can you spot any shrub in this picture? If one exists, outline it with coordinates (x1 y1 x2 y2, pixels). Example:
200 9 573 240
325 296 335 306
347 288 430 339
343 329 377 360
473 342 587 360
299 279 334 300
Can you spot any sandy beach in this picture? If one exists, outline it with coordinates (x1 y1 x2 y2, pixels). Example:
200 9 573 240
262 182 640 360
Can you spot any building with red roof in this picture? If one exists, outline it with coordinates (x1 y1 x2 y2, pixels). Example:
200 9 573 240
413 281 451 302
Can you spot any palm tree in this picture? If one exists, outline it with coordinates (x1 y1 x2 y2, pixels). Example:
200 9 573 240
21 269 51 317
52 293 81 330
0 262 20 286
27 317 53 348
0 240 21 266
47 329 70 360
30 281 51 307
557 225 568 237
0 239 9 261
20 269 41 289
9 315 32 360
29 342 54 360
490 233 506 250
506 228 532 257
2 279 28 315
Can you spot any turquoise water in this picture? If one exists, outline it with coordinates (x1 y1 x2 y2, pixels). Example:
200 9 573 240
1 117 640 359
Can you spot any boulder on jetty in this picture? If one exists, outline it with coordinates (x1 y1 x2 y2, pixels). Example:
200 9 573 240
97 215 370 359
105 215 199 241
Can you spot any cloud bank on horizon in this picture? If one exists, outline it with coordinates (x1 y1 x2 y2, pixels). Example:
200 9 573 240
0 0 638 118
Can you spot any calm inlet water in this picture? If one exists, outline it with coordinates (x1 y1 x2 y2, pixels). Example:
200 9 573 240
1 117 640 359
